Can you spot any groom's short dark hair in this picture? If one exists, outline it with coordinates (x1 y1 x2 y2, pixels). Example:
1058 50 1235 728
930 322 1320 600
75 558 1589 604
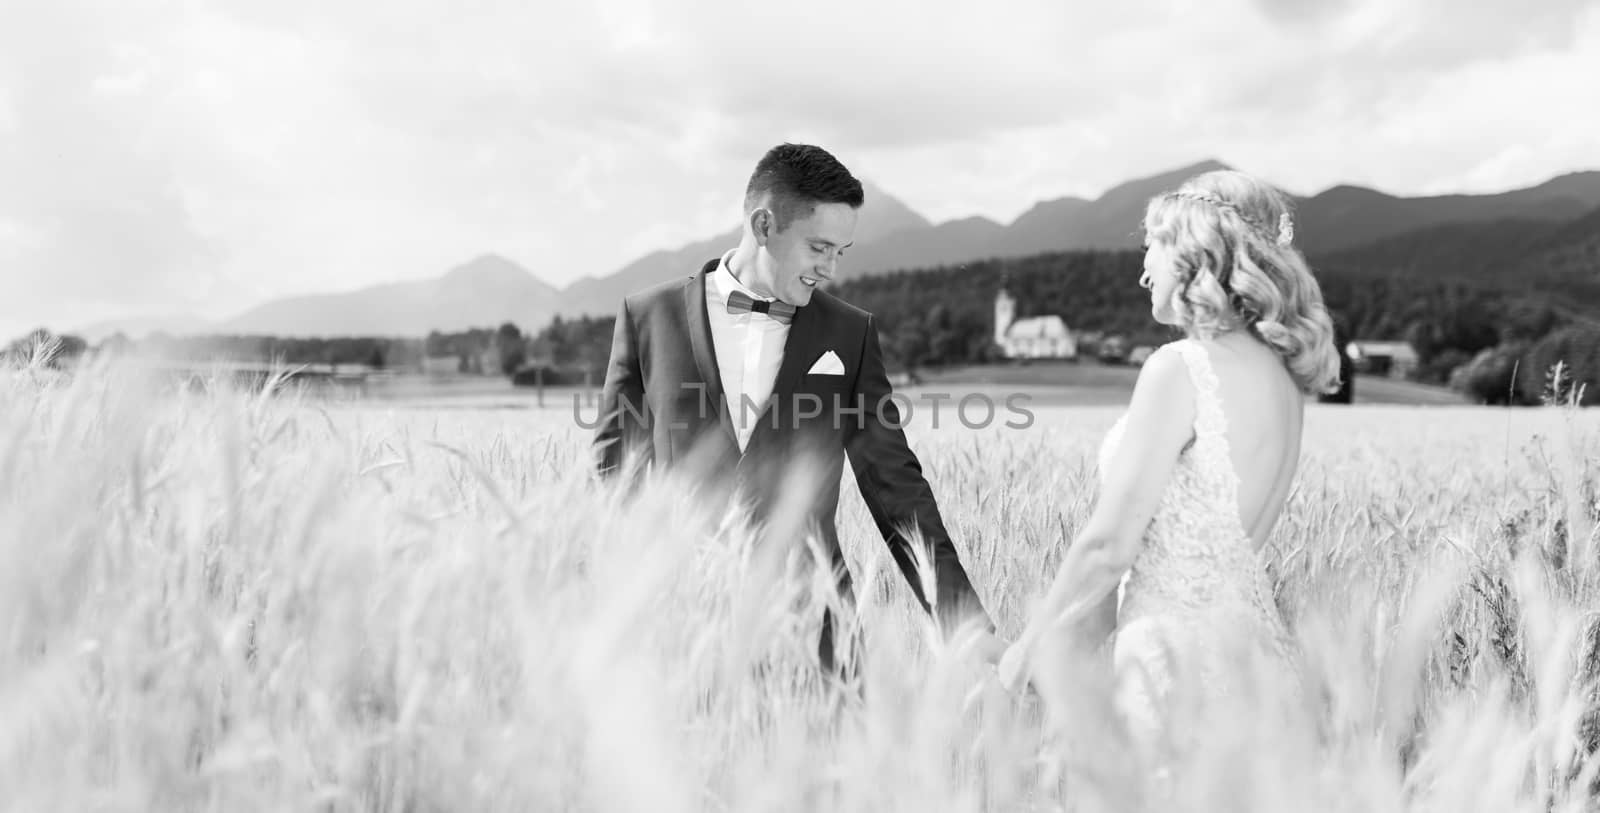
745 143 865 232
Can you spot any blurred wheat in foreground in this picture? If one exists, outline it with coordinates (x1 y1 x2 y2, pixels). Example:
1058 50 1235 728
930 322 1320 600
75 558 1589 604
2 356 1599 813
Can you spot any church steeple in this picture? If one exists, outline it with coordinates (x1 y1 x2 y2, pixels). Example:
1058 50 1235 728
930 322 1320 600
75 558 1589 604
994 272 1016 346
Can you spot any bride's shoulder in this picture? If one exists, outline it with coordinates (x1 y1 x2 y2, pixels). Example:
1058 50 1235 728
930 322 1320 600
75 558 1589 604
1120 341 1199 448
1128 342 1196 407
1144 339 1186 361
1140 340 1197 378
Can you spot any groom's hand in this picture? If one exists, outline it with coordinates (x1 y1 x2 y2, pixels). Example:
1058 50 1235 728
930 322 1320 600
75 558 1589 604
968 629 1007 666
996 640 1031 693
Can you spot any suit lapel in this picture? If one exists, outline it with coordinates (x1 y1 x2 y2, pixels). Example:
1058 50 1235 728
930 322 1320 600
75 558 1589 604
683 262 736 444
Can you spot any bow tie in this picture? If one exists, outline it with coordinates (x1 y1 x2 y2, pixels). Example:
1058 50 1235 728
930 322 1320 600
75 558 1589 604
726 289 796 324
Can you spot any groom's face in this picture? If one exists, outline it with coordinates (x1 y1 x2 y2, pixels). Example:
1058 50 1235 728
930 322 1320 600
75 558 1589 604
756 201 858 306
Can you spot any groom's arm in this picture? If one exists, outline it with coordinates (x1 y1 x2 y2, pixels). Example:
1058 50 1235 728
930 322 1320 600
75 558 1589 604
844 315 993 634
594 299 651 481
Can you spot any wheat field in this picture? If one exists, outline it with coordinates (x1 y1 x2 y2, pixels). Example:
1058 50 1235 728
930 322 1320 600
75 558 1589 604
2 357 1599 812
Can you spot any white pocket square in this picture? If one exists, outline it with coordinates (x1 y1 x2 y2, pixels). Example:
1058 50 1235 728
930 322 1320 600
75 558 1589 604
806 350 845 376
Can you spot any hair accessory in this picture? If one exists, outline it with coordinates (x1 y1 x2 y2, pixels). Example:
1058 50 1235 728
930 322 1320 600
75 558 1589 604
1168 190 1294 249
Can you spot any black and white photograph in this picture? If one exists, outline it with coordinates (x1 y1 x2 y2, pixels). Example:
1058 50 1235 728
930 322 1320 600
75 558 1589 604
4 0 1600 810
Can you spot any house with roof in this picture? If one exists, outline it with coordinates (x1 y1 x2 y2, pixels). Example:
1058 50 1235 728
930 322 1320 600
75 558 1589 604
994 287 1077 359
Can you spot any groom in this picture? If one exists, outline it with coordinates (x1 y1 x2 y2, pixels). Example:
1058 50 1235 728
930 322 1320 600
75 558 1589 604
593 143 998 674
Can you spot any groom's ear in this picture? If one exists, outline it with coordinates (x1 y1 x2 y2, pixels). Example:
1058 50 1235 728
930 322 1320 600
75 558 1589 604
749 207 774 245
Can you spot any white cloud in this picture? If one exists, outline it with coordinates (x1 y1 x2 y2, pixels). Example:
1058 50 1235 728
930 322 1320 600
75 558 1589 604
2 0 1598 336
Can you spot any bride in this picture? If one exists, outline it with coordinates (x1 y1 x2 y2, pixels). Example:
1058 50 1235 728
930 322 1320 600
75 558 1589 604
997 170 1341 758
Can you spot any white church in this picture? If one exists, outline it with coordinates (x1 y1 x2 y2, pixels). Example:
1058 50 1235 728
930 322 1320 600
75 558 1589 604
994 287 1077 360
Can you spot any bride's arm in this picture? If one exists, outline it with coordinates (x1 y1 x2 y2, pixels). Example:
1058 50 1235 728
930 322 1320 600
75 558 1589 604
1010 347 1197 657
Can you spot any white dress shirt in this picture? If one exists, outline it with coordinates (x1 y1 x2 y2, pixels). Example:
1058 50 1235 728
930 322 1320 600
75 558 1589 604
706 249 790 452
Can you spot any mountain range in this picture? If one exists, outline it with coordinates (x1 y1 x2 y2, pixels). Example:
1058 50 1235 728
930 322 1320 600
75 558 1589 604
78 160 1600 340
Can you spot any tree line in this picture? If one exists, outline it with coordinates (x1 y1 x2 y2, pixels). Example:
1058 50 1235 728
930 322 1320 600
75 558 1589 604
829 250 1596 404
5 317 614 387
11 247 1597 404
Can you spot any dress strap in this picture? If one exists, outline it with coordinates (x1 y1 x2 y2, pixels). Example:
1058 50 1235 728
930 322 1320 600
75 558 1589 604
1172 340 1227 439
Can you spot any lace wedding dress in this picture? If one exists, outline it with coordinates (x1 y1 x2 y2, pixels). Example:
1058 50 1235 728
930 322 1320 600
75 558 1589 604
1098 340 1301 753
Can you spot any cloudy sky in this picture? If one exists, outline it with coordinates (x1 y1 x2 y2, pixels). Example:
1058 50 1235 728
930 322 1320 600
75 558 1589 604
4 0 1600 340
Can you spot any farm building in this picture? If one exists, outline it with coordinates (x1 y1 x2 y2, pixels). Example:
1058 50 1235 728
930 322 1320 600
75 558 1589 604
1349 341 1420 379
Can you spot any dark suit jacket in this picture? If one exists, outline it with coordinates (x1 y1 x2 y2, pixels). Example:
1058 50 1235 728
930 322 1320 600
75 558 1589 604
594 259 992 635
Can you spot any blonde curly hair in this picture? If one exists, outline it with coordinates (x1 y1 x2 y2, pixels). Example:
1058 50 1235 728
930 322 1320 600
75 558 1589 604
1142 170 1342 395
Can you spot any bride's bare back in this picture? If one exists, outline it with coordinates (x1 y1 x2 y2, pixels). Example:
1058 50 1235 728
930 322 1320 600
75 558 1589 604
1191 333 1305 550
